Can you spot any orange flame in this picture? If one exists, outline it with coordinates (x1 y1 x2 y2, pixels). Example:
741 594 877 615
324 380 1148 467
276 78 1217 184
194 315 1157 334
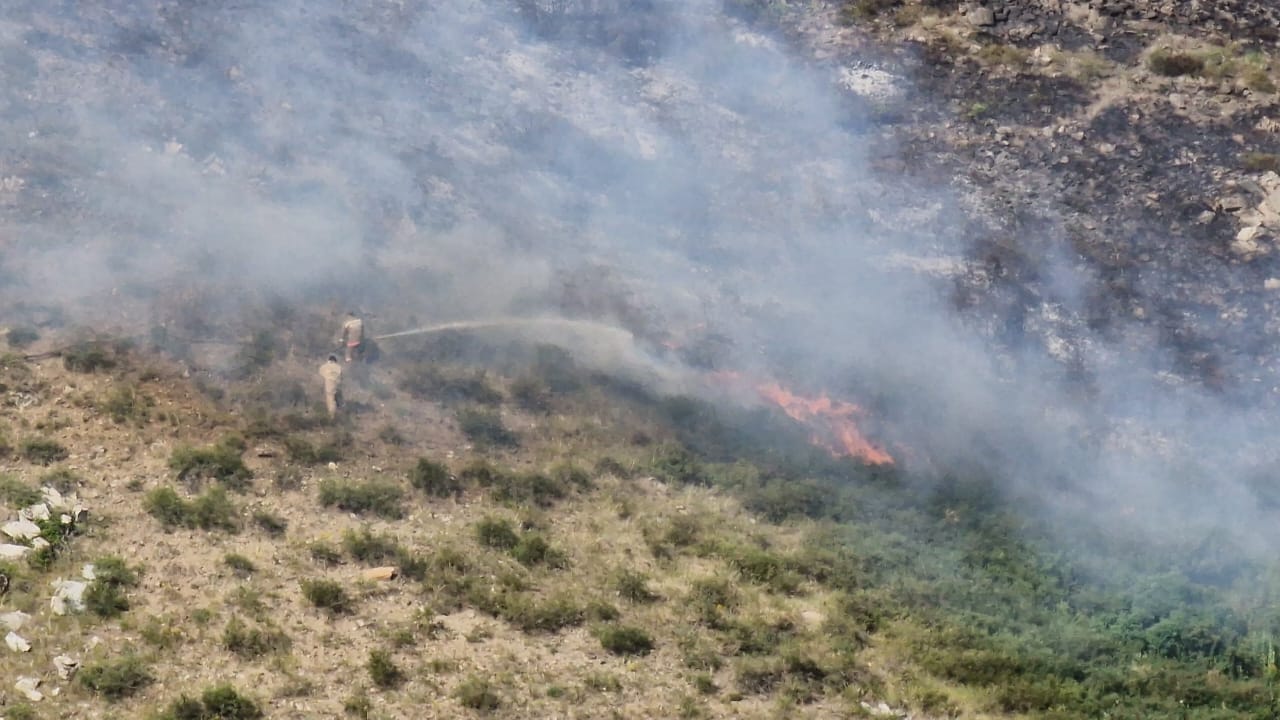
756 382 894 465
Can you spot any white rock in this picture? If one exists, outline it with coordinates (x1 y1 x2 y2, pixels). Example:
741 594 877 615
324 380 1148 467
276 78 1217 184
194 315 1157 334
53 655 79 680
15 676 42 701
1266 278 1280 290
30 537 50 550
6 631 30 652
81 564 96 581
2 519 42 542
0 611 31 631
0 544 31 560
39 487 66 511
50 580 87 616
20 503 51 521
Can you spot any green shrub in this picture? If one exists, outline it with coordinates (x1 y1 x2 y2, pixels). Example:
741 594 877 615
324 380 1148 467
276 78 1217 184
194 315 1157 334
310 543 344 566
510 376 551 412
223 617 291 659
158 685 264 720
342 528 402 564
0 474 42 508
301 578 353 615
283 435 345 465
343 692 373 718
1243 152 1280 173
20 438 68 465
144 486 239 532
688 578 738 627
377 424 406 445
367 649 405 689
169 440 252 491
79 654 153 700
455 675 501 711
5 327 38 349
223 553 256 577
85 556 140 618
494 593 585 633
511 534 568 568
595 624 655 656
398 365 504 405
252 510 287 536
1148 48 1205 77
614 569 660 603
318 478 404 519
40 467 81 493
101 385 152 424
410 458 460 497
490 471 569 508
62 342 117 373
475 517 520 550
457 408 518 447
4 702 37 720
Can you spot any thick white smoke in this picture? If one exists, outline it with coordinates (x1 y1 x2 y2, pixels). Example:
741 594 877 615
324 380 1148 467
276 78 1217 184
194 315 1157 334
1 0 1275 553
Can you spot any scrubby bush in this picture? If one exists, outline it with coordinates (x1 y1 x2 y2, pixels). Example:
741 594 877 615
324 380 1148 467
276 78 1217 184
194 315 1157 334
283 434 346 465
455 675 501 711
62 342 117 373
0 475 42 508
310 542 344 566
223 617 291 659
1148 48 1205 77
223 553 256 577
85 556 140 618
101 384 152 424
5 327 38 349
410 458 459 497
169 439 251 491
398 364 503 404
79 654 153 700
475 517 520 550
614 569 660 603
158 685 264 720
342 527 402 564
144 486 239 532
301 578 353 614
510 376 551 412
511 534 568 568
20 438 68 465
457 408 518 448
367 649 405 689
1243 152 1280 173
595 624 654 656
318 478 404 519
252 510 287 536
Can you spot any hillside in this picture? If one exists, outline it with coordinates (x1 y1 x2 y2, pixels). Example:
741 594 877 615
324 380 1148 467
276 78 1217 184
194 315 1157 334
4 0 1280 719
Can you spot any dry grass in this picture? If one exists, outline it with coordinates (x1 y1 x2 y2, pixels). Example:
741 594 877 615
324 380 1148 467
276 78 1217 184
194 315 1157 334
0 347 1015 719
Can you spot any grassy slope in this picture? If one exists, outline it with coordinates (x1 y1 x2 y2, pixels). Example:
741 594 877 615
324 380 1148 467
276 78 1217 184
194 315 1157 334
0 325 1277 720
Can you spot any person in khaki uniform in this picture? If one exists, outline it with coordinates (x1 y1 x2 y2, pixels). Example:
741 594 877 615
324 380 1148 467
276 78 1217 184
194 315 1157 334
318 355 343 419
340 312 365 363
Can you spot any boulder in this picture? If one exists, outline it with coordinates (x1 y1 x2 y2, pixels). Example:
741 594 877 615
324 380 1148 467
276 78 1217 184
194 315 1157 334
0 611 31 631
5 631 30 652
19 503 51 522
2 519 42 542
53 655 79 680
362 566 399 581
0 544 32 560
50 579 87 616
15 676 42 702
969 6 996 26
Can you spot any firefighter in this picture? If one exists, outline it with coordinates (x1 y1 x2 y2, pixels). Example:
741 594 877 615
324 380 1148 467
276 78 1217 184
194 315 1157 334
340 311 365 363
318 354 343 419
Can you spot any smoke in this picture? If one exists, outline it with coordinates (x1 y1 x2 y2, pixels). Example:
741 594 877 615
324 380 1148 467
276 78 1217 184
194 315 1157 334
2 1 1276 552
